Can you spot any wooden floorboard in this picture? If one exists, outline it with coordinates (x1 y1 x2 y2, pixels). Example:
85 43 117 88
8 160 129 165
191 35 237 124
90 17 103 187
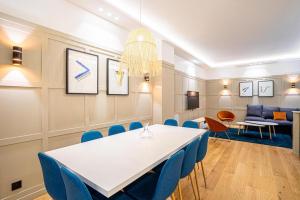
35 139 300 200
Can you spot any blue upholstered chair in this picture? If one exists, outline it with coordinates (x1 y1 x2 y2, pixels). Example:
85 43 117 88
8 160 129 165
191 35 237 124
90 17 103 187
108 124 126 136
129 121 143 131
126 150 184 200
81 130 103 143
182 120 199 129
196 131 210 188
164 119 178 126
38 152 67 200
178 139 201 200
60 166 133 200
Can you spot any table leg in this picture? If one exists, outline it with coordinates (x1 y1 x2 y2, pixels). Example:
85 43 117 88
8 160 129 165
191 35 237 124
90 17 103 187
246 125 248 133
272 125 276 136
268 126 272 140
259 127 263 139
237 125 241 135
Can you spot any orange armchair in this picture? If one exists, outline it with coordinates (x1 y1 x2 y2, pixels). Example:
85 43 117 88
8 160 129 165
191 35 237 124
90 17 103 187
205 117 230 139
217 111 235 125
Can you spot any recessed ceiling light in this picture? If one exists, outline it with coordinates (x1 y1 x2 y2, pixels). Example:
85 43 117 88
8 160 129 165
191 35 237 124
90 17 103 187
98 7 104 12
192 59 200 64
114 16 119 20
106 12 112 17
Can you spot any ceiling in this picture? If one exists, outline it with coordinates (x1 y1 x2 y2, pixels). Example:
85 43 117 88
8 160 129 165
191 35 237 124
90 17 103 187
69 0 300 68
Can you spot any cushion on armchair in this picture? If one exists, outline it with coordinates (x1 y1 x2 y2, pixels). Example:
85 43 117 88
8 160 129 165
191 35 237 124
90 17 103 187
262 106 279 119
247 104 263 117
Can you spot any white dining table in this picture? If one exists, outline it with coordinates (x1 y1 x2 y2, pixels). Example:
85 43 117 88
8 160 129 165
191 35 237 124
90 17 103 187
46 124 206 197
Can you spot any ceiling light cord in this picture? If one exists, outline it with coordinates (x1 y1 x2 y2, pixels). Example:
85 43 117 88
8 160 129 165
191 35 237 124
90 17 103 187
139 0 142 25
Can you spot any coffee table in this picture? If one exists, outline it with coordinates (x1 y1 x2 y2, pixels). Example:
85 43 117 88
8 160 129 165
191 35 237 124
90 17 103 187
245 121 278 139
236 122 265 139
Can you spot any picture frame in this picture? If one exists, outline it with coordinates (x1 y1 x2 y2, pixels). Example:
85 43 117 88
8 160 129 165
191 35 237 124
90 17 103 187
258 80 274 97
239 81 253 97
106 58 129 95
66 48 98 94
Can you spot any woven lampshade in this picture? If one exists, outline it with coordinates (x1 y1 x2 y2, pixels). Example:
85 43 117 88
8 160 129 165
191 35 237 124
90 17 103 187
121 27 160 77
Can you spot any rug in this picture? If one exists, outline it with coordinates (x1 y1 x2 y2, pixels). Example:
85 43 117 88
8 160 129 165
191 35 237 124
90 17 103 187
208 128 292 148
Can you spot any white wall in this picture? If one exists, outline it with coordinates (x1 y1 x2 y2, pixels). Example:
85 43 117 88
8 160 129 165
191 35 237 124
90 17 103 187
0 0 128 52
205 60 300 80
174 55 207 79
160 41 175 64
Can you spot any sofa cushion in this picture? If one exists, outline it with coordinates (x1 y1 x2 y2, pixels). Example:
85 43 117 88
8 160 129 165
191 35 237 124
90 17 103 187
247 104 263 117
265 119 293 126
280 107 298 121
273 112 287 120
262 106 279 119
245 116 265 122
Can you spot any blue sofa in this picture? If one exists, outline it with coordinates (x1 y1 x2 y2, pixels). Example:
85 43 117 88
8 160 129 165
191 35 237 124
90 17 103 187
245 104 299 135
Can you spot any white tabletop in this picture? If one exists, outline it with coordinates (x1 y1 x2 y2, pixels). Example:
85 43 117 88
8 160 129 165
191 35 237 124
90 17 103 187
236 121 265 127
46 124 206 197
245 120 278 126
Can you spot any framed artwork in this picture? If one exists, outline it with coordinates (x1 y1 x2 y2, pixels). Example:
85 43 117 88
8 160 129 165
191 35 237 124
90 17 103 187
239 81 253 97
107 58 129 95
258 80 274 97
66 48 98 94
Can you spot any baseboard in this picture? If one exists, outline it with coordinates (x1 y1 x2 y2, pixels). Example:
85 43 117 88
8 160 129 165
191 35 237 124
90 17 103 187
1 184 46 200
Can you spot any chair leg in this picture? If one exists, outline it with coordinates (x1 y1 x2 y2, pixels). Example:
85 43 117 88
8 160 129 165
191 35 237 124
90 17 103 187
200 161 207 188
171 193 176 200
214 132 217 137
193 167 201 199
224 131 230 140
189 174 197 199
178 180 183 200
197 162 200 170
259 127 263 139
272 125 276 136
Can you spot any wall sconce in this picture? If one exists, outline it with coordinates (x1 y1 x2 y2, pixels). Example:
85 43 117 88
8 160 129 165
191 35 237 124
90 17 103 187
12 46 22 65
144 73 150 82
222 79 229 89
291 82 296 88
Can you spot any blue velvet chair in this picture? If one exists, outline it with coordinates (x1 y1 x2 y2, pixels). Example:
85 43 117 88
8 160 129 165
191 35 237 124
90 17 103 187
108 124 126 136
178 139 201 200
129 121 143 131
182 120 199 129
126 150 185 200
60 166 133 200
196 131 210 188
81 130 103 143
164 119 178 126
38 152 67 200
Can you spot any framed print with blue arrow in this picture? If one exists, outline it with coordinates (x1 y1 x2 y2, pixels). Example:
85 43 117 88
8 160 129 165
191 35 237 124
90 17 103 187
107 58 129 95
66 48 98 94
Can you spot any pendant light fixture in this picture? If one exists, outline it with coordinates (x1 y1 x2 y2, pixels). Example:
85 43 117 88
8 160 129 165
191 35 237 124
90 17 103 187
120 0 160 77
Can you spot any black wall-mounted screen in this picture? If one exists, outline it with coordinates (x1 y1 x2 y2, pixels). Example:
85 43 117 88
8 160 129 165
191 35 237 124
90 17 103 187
187 91 199 110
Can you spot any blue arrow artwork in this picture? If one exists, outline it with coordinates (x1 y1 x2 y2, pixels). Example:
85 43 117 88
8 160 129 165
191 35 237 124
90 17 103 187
74 60 91 80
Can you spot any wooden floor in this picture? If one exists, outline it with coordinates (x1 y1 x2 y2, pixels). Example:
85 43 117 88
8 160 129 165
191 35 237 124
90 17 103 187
35 139 300 200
